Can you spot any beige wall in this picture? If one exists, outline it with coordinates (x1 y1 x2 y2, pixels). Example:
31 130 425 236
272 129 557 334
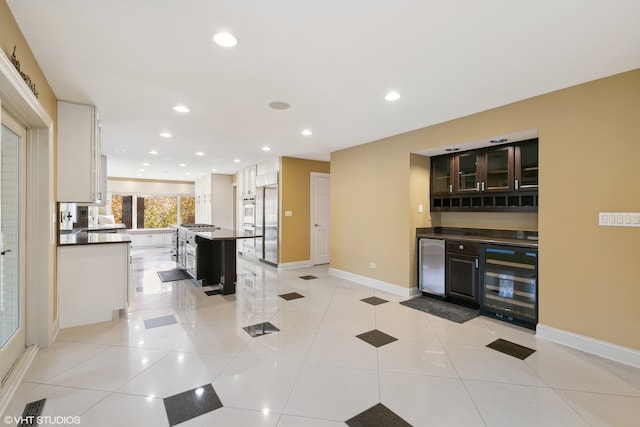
331 69 640 350
1 0 58 320
280 157 330 263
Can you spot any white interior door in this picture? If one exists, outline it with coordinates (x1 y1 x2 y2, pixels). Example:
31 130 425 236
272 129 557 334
311 173 330 265
0 111 26 382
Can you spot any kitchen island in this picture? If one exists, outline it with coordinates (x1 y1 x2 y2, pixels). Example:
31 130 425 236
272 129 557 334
57 232 132 328
181 227 260 295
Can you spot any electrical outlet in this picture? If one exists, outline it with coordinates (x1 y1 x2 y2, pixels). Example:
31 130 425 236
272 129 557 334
369 262 376 269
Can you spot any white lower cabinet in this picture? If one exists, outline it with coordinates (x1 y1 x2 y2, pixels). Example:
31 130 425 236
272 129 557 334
57 243 130 328
131 231 172 248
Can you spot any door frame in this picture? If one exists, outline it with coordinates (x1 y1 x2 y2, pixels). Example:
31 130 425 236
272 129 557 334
310 172 330 265
0 111 27 381
0 49 55 410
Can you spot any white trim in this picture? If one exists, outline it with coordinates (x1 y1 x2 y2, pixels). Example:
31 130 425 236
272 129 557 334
0 345 38 417
278 260 313 270
329 268 420 298
0 48 55 353
536 323 640 369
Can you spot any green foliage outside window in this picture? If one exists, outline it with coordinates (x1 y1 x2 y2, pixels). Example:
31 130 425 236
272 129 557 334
110 194 195 229
143 196 178 228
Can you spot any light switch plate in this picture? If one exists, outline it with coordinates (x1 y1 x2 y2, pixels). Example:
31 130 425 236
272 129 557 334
599 212 640 227
284 210 293 217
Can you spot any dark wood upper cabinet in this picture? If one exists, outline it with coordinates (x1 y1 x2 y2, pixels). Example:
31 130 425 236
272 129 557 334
514 140 538 190
430 138 538 211
431 156 454 195
482 145 514 192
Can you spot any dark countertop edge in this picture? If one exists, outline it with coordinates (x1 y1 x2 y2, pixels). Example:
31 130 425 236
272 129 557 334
416 227 538 249
57 233 132 247
194 228 263 241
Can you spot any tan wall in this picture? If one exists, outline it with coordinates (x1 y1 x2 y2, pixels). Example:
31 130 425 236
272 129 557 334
331 69 640 350
0 0 58 320
280 157 330 263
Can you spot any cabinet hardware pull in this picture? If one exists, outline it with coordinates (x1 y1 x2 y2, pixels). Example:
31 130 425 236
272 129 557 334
515 179 519 190
449 184 453 193
481 182 485 191
0 249 11 255
476 182 480 191
459 245 464 250
475 258 479 268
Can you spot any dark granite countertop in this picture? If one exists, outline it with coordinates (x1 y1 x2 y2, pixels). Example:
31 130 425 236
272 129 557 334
416 227 538 248
194 228 262 241
58 233 132 246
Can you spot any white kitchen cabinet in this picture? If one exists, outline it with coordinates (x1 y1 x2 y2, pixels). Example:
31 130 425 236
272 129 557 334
237 165 257 197
57 243 130 328
57 101 104 204
130 231 172 248
194 174 232 228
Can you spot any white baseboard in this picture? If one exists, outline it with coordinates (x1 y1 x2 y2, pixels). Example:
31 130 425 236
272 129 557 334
536 323 640 369
0 345 38 417
329 268 419 298
278 260 313 270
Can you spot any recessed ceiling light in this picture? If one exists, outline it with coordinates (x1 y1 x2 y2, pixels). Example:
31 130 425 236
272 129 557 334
173 105 190 113
445 148 460 152
213 32 238 47
179 163 186 167
385 91 401 101
234 159 241 163
142 162 150 166
160 132 172 138
269 101 290 110
262 146 271 151
149 150 159 155
489 138 509 144
139 169 145 172
301 129 312 136
212 168 218 172
137 174 142 177
186 172 192 175
195 151 205 156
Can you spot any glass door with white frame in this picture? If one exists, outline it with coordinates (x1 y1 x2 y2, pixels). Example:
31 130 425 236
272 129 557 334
0 111 26 383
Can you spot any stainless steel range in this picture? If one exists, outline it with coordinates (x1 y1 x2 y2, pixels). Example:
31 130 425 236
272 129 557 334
175 223 220 279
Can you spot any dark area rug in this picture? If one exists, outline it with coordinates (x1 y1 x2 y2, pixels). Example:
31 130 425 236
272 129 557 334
400 296 479 323
157 269 191 282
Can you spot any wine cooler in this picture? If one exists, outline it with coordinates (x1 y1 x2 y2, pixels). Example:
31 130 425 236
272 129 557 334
481 245 538 330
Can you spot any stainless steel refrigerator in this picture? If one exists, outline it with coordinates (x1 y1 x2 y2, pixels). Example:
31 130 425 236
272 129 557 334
255 181 278 266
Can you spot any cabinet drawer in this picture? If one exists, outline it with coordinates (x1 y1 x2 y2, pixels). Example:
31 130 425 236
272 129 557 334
446 241 479 256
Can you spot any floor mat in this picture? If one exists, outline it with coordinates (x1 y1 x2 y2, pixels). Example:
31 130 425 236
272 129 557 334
399 296 479 323
157 269 191 282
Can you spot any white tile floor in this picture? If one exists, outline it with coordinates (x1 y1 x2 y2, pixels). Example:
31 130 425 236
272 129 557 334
6 248 640 426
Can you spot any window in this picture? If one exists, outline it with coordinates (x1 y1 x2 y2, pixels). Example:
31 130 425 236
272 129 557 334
110 195 195 229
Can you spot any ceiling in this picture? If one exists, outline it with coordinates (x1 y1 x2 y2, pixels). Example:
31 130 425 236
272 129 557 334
7 1 640 181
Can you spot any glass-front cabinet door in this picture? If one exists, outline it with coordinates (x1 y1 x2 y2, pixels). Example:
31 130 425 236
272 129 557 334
430 156 453 195
514 140 538 190
483 145 514 192
454 151 480 193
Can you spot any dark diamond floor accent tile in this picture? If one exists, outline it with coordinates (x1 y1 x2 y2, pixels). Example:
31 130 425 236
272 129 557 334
279 292 305 301
356 329 398 348
299 275 318 280
361 296 389 306
346 402 411 427
163 384 222 426
243 321 280 338
21 398 46 424
487 338 536 360
144 315 177 329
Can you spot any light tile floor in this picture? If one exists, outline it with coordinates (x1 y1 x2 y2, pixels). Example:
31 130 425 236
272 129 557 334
5 248 640 426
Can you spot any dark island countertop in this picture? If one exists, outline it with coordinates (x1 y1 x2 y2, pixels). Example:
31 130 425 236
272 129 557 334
194 228 262 241
58 232 132 246
416 227 538 248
